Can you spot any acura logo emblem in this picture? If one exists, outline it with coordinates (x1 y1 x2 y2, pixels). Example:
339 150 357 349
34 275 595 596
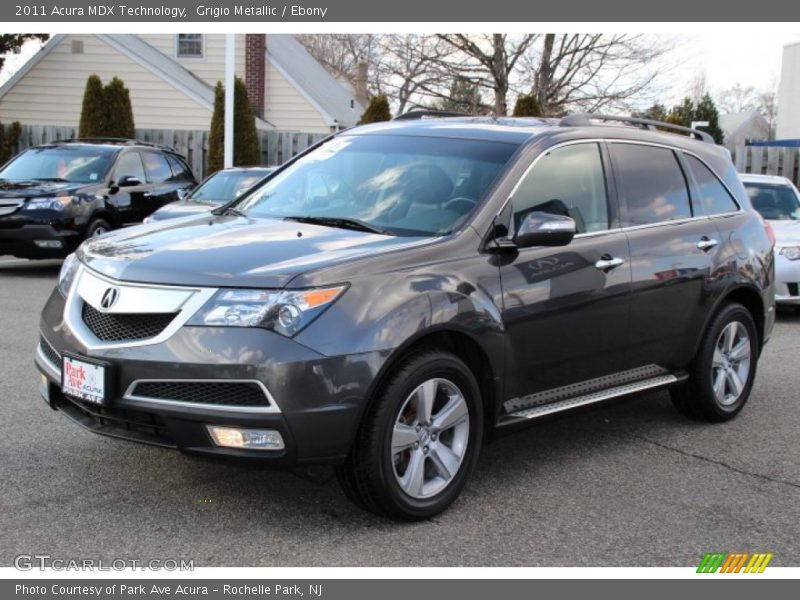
100 286 120 309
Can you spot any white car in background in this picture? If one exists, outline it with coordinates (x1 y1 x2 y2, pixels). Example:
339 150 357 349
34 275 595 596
740 173 800 308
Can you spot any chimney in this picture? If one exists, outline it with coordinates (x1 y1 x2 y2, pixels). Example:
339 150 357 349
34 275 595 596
245 34 266 119
354 61 369 108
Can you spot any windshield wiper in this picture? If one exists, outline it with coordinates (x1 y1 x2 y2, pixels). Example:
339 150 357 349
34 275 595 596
212 205 247 217
33 177 70 183
281 215 392 235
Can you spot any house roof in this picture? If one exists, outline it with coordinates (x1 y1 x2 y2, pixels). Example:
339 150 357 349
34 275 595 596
719 110 769 138
266 34 364 128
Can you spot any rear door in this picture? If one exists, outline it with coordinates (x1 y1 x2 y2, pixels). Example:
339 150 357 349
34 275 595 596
165 154 197 198
140 151 181 217
609 142 722 370
498 141 633 399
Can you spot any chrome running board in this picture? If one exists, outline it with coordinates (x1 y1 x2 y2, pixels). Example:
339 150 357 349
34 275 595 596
506 374 681 421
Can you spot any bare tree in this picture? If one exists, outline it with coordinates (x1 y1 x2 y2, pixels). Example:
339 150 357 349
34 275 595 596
375 34 456 114
295 33 380 90
432 34 538 115
759 87 778 137
298 33 671 119
525 34 671 116
717 83 761 113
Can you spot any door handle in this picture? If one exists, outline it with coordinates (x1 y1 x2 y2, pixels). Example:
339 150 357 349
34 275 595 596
697 237 719 251
142 192 152 199
595 256 625 271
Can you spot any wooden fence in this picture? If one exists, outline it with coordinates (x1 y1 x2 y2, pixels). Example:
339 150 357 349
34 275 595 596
14 127 795 186
730 145 800 185
13 125 327 178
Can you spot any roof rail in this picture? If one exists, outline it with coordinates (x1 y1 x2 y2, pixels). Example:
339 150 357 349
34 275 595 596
393 109 471 121
54 138 178 152
559 113 715 144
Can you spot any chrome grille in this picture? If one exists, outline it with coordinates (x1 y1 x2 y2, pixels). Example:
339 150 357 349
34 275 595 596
130 381 272 408
39 335 61 368
81 303 176 342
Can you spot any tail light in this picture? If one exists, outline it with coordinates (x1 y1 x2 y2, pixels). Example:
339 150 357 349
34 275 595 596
764 219 776 247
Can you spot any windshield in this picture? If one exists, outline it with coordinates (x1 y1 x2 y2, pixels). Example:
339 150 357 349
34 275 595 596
235 134 519 236
744 181 800 220
191 169 272 203
0 146 116 184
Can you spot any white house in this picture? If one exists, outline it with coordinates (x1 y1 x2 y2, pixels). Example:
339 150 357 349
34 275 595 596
777 41 800 139
0 34 364 134
719 110 771 148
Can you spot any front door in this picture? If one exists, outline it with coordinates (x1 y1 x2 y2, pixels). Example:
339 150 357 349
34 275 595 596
498 142 633 401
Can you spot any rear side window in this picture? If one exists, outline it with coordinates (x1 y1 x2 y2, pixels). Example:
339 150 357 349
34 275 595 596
166 155 193 182
611 144 691 226
513 143 610 234
142 152 172 183
684 155 739 215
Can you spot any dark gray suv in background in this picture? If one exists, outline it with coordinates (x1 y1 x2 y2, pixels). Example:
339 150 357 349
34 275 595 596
35 113 775 520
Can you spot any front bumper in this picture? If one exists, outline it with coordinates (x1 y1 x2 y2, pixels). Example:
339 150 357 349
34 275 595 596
0 221 80 258
36 284 386 467
774 251 800 304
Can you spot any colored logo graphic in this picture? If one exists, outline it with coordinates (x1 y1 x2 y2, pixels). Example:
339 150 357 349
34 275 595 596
697 552 773 573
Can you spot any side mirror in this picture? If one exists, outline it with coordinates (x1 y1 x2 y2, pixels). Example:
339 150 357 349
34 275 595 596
117 175 142 187
514 211 576 248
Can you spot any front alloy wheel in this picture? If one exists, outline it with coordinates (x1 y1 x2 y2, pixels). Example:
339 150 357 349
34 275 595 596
336 350 483 520
391 378 470 499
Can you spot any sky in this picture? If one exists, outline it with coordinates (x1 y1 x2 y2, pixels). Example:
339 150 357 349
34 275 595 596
2 31 800 104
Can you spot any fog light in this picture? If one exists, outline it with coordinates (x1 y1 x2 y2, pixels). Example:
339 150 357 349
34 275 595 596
207 426 284 450
34 240 63 249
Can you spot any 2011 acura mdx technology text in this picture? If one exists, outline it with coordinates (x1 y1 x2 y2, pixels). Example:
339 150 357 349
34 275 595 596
35 113 775 520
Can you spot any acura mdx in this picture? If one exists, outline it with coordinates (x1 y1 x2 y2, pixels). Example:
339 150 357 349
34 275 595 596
35 113 775 520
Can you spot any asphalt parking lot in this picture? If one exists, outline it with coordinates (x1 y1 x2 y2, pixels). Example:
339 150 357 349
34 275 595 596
1 255 798 567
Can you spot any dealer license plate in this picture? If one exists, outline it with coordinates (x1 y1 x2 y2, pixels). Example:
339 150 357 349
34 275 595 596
62 355 107 405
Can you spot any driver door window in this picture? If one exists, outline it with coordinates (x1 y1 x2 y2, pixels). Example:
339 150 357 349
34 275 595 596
113 152 146 184
513 143 611 234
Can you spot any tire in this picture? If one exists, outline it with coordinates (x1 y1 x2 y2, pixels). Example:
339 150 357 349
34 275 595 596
670 302 758 422
336 349 483 520
86 218 112 239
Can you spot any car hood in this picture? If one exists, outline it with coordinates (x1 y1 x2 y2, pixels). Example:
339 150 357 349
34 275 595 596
0 180 86 199
147 200 218 221
80 214 428 288
768 219 800 246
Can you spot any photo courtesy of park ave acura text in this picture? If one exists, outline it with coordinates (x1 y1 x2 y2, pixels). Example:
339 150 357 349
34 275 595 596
0 25 799 570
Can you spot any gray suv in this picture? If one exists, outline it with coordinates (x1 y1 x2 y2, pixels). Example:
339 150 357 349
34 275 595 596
35 113 775 520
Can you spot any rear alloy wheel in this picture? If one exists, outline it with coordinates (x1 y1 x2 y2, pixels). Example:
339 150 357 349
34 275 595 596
336 350 483 520
671 303 758 421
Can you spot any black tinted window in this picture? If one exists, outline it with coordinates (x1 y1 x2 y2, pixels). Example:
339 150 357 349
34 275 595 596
166 155 193 182
142 152 172 183
114 152 146 182
513 143 610 234
611 144 691 226
685 155 739 215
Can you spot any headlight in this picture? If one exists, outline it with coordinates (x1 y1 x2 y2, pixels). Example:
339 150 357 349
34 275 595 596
779 246 800 261
23 196 73 211
188 285 346 336
57 253 79 296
